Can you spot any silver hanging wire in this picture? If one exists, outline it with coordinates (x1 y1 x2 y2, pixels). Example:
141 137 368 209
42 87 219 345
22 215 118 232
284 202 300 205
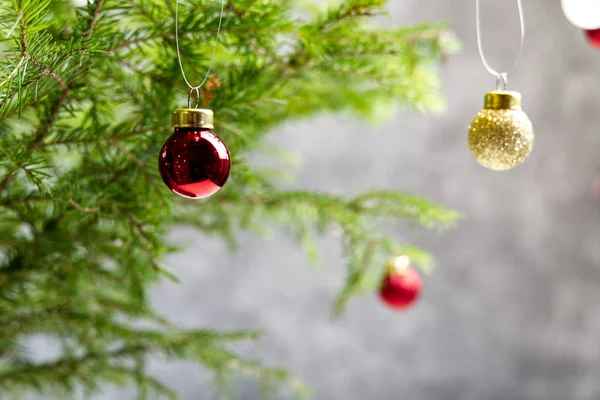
476 0 525 89
188 87 200 108
175 0 226 106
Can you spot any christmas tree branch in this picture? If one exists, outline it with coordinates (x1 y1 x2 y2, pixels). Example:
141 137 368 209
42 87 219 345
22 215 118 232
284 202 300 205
174 187 457 314
0 0 459 397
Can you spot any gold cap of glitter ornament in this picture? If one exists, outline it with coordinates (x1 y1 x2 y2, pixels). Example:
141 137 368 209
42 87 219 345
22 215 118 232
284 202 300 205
468 90 533 171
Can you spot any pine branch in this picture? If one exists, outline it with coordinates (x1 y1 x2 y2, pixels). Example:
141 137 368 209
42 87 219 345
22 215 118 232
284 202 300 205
0 0 460 397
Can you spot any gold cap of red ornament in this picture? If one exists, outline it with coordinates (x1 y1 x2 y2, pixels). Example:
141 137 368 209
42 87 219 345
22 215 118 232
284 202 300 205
172 109 214 129
386 255 411 274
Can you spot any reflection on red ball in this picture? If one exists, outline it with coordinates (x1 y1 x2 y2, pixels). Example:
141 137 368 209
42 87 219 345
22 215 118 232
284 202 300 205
158 128 230 199
379 267 422 310
585 28 600 49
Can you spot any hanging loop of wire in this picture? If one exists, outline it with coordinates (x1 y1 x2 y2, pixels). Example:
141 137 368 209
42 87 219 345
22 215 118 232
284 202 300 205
175 0 225 104
496 72 508 91
188 87 200 108
476 0 525 83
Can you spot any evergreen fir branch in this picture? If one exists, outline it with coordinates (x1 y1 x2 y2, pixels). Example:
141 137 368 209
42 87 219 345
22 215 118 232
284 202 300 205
0 0 460 397
174 186 458 314
0 328 300 398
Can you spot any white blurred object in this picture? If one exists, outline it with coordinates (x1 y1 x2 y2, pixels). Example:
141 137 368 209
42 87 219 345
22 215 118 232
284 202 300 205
562 0 600 29
71 0 88 6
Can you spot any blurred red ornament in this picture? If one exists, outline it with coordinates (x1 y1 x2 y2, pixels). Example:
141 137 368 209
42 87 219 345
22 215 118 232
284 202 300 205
379 256 422 310
585 28 600 48
159 127 230 199
202 75 221 107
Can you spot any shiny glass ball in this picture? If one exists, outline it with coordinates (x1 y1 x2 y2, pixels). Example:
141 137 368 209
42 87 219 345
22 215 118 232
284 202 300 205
159 127 230 199
379 266 422 310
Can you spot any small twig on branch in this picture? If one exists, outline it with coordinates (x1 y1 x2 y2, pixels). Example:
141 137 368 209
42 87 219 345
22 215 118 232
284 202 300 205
28 58 68 90
68 198 100 213
31 88 70 146
85 0 105 40
0 174 16 194
0 12 27 90
214 120 243 136
122 211 160 271
115 143 145 168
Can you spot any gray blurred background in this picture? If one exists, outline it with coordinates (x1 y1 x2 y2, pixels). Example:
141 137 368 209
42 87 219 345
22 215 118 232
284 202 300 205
110 0 600 398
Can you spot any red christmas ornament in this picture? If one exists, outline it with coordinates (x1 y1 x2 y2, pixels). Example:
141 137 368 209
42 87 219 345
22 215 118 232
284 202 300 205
159 109 230 199
585 28 600 48
379 256 422 310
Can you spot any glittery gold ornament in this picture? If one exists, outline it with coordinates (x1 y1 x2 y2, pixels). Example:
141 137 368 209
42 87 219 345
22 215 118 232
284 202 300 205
468 91 533 171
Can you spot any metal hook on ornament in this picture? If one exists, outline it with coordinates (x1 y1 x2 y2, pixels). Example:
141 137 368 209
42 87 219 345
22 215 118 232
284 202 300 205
495 73 508 91
188 87 200 109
